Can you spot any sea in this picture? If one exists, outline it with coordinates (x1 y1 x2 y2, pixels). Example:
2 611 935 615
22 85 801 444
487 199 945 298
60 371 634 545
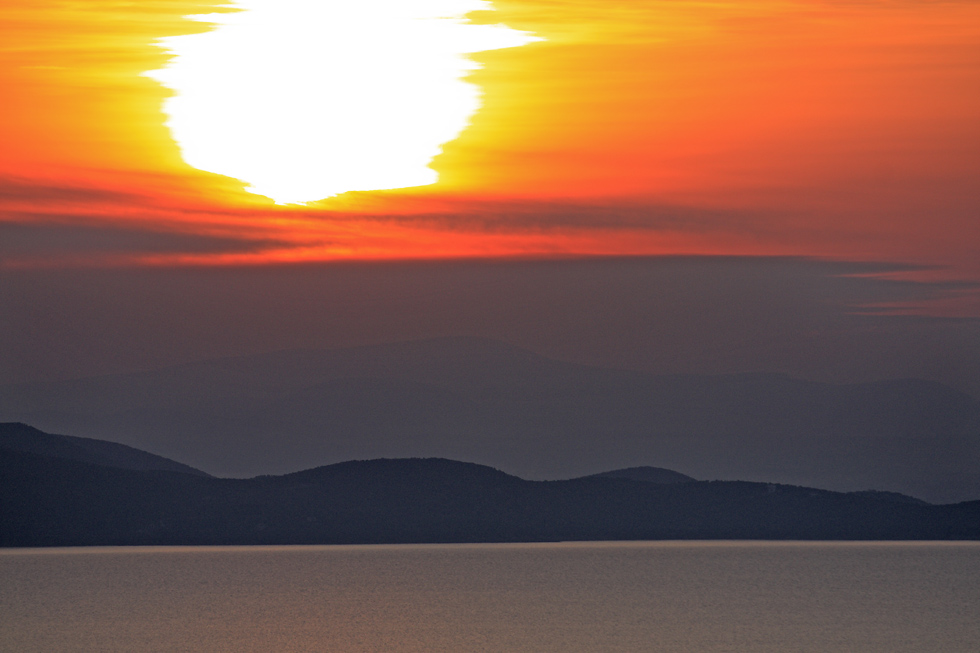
2 541 978 652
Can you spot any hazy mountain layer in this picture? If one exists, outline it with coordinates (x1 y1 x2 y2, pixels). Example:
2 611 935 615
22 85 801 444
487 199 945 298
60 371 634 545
1 337 977 502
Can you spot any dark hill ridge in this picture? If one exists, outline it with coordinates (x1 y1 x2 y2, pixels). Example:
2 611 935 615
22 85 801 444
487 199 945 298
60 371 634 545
584 466 696 484
2 432 977 547
279 456 521 486
0 422 210 477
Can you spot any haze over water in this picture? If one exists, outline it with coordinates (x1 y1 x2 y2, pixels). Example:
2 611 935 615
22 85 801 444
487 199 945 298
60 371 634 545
2 541 979 652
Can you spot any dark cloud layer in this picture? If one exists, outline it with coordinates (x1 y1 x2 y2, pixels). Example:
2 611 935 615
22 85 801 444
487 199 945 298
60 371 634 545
317 198 754 234
0 177 145 205
0 218 297 263
1 256 977 397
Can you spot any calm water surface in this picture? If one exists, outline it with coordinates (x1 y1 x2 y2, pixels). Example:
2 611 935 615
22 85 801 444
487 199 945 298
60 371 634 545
2 541 979 652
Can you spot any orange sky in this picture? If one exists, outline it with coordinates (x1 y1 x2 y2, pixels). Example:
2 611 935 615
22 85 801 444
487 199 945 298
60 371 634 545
1 0 979 312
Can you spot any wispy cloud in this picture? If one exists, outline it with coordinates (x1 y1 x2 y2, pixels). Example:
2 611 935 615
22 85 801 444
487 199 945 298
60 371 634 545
0 218 302 268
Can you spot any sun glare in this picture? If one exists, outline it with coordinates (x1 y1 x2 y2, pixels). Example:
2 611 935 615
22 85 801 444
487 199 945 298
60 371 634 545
148 0 539 205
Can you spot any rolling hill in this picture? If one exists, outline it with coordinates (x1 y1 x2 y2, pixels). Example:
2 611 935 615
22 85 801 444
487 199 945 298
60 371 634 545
2 426 977 547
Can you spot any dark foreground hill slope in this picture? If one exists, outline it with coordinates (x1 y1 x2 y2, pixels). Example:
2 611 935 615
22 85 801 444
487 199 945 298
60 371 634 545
3 448 978 547
0 422 210 477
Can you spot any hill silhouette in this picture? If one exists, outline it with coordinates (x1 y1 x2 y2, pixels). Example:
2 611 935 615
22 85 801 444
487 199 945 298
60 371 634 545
583 466 696 484
2 428 977 547
0 422 209 476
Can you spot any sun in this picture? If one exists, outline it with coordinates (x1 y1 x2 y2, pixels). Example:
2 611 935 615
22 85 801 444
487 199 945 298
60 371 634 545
148 0 539 205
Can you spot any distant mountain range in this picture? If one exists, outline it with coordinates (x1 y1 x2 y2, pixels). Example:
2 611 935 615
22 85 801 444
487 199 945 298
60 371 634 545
2 423 977 547
1 337 978 503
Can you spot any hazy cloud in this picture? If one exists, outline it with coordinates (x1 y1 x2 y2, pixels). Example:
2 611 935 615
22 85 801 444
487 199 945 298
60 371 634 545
1 256 976 396
0 177 146 206
339 199 752 234
0 218 300 265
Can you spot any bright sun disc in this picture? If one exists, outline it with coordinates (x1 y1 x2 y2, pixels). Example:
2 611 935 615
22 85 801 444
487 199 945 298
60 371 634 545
148 0 539 205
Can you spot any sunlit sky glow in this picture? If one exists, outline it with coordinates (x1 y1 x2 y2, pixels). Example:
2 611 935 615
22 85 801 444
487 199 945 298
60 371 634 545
148 0 539 204
0 0 978 317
